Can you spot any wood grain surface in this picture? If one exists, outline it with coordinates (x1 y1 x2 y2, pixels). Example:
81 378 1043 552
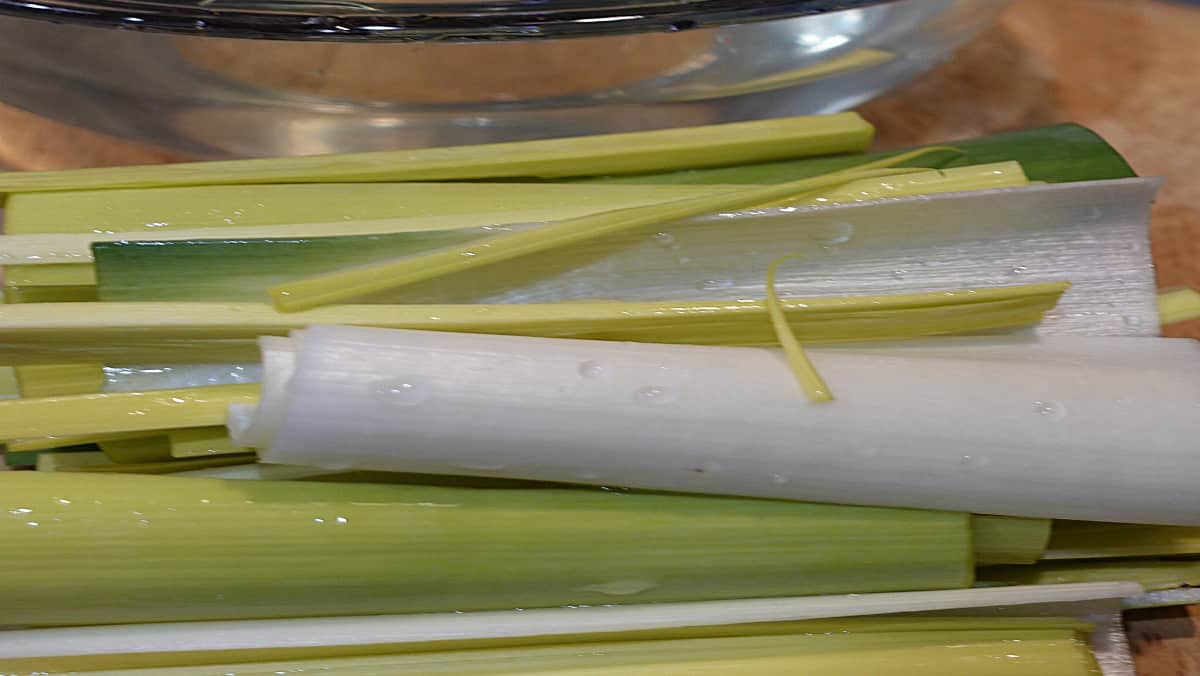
0 1 1197 672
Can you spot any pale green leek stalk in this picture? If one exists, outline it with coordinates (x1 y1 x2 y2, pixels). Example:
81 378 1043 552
0 113 873 194
0 472 972 626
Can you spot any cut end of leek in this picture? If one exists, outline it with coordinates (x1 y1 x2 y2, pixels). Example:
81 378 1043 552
1158 288 1200 325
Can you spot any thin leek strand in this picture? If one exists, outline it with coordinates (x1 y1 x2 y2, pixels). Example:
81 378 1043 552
765 255 832 402
270 148 960 312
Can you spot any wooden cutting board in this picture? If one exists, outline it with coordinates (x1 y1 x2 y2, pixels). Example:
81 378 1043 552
0 2 1197 672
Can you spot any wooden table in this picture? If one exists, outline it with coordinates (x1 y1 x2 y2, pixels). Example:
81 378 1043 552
0 0 1197 672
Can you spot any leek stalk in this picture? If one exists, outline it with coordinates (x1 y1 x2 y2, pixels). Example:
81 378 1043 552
1158 288 1200 324
0 384 259 438
980 559 1200 592
0 161 1027 266
584 123 1135 185
9 629 1102 676
0 472 972 626
1044 520 1200 559
246 326 1200 524
0 284 1067 365
972 515 1054 566
99 435 173 464
0 586 1137 674
168 427 252 458
0 113 873 194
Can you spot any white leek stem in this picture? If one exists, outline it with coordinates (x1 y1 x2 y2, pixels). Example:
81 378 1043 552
249 327 1200 524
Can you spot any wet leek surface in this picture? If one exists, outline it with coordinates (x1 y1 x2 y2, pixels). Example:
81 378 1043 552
0 472 972 627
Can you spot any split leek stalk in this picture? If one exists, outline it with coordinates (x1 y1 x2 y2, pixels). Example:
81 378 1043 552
5 627 1103 676
244 326 1200 524
0 113 874 194
0 161 1028 266
6 178 1164 337
79 178 1170 339
268 150 954 311
0 472 973 626
0 283 1068 365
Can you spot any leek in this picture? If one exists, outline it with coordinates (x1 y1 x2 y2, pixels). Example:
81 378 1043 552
981 560 1200 592
0 113 873 194
0 384 259 438
1044 520 1200 560
0 472 972 626
0 283 1067 365
1158 287 1200 324
246 326 1200 524
972 515 1054 566
168 426 252 458
14 363 104 397
0 365 17 399
269 150 951 311
584 123 1135 185
0 583 1136 673
33 449 254 474
5 628 1102 676
8 430 167 453
0 161 1028 266
99 435 173 464
87 179 1159 338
